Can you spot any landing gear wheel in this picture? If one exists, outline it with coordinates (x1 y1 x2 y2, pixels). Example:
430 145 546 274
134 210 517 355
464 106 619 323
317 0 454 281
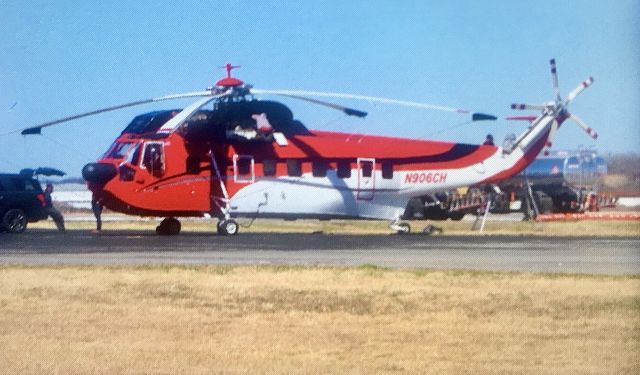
216 221 224 235
422 224 443 235
395 222 411 234
217 219 239 235
2 209 28 234
156 217 181 235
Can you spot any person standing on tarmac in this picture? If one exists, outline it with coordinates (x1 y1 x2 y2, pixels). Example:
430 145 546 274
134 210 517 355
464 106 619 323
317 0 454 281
44 183 65 232
91 195 103 232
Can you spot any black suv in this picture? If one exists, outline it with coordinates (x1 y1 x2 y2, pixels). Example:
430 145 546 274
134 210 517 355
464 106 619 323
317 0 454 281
0 173 49 233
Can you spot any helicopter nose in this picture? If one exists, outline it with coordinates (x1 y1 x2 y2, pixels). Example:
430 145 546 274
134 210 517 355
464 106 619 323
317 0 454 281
82 163 118 185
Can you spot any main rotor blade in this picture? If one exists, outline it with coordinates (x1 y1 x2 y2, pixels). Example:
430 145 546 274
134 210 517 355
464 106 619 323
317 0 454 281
471 113 498 121
564 76 594 105
251 89 494 121
267 93 367 118
550 59 561 101
7 90 218 136
157 94 230 133
568 113 598 140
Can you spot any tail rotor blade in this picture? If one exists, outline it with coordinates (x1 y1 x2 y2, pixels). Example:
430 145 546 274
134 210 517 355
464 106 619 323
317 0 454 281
565 77 594 105
568 113 598 140
511 103 547 111
550 58 561 101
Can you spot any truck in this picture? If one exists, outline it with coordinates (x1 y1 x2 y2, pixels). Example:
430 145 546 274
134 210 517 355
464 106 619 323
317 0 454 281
403 150 608 220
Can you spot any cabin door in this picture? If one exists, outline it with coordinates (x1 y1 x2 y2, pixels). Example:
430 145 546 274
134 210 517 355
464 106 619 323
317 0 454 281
357 158 376 200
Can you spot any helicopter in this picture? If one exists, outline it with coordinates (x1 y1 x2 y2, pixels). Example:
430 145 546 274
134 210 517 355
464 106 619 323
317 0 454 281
10 60 596 235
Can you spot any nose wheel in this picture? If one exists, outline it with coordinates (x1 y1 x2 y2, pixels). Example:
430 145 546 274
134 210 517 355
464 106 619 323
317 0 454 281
217 219 239 235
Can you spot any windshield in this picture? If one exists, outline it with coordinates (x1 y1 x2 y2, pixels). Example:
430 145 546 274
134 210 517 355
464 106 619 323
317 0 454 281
106 142 136 159
122 110 179 135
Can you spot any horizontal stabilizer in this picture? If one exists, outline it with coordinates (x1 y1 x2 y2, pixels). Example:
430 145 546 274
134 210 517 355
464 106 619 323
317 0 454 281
505 116 537 122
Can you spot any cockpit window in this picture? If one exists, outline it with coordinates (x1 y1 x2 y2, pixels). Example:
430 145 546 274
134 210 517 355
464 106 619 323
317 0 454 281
124 143 142 165
106 142 136 159
141 142 165 176
122 110 180 135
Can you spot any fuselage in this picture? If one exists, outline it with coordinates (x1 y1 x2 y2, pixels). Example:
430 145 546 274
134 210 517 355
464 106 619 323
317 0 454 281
85 98 553 221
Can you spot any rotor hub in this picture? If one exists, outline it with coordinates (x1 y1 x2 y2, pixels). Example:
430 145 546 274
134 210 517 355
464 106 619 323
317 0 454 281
215 63 244 87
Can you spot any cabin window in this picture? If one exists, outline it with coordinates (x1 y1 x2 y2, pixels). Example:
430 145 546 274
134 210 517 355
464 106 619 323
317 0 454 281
119 165 136 181
263 160 276 176
312 160 327 177
382 161 394 179
233 155 255 183
361 161 373 178
237 158 252 176
337 161 351 178
186 155 200 175
141 142 165 177
287 159 302 177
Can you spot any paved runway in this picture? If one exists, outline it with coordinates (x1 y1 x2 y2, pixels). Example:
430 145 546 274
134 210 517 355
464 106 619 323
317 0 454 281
1 230 638 275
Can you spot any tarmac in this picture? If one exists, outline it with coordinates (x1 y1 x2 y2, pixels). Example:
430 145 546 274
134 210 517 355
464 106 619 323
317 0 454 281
1 230 638 275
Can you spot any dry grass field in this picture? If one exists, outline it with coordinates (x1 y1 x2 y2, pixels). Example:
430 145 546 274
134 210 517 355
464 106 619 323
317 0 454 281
0 265 638 374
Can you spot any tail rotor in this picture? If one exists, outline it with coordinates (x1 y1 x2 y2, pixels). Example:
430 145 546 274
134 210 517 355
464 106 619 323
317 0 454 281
510 59 597 155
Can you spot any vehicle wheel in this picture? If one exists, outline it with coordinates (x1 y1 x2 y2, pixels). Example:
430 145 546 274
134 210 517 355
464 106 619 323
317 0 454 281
156 217 181 235
534 191 554 214
217 219 239 235
2 209 28 234
395 222 411 234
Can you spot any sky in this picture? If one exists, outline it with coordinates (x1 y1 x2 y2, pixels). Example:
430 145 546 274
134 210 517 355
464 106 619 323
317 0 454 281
1 0 638 176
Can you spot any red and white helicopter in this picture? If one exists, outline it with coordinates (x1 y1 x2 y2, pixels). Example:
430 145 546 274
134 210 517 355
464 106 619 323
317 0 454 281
13 60 595 235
